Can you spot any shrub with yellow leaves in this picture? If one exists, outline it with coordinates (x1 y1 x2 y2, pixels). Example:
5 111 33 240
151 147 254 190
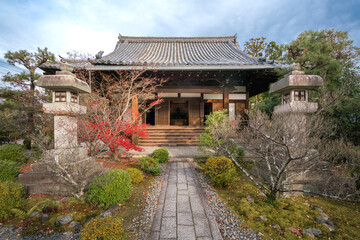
80 216 126 239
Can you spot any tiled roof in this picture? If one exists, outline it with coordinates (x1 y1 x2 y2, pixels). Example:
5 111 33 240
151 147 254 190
94 35 272 69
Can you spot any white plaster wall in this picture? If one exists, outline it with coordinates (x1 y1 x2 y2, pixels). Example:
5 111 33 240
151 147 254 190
229 94 246 100
203 94 223 100
181 93 201 97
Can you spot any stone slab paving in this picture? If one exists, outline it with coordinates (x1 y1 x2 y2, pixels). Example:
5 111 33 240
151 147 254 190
129 146 256 159
129 146 203 158
149 161 222 240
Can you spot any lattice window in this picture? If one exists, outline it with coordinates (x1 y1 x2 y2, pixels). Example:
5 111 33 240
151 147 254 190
70 92 78 103
294 90 306 101
283 93 290 104
55 92 66 102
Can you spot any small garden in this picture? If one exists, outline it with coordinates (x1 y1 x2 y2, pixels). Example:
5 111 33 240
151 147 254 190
197 156 360 239
196 109 360 239
0 143 170 239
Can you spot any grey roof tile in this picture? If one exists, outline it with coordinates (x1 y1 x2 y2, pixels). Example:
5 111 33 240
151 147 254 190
95 35 264 67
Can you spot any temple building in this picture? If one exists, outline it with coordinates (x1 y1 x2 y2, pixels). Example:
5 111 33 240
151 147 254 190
42 35 278 146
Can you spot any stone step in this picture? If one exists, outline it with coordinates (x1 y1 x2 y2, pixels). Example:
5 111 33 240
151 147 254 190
139 143 199 146
23 183 75 195
18 172 67 184
30 163 50 172
146 132 202 136
139 139 200 143
146 130 203 133
140 137 199 141
140 127 203 146
168 157 194 162
147 126 204 129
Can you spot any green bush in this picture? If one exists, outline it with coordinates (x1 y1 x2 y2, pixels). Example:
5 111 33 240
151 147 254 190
0 181 25 219
152 148 169 163
80 216 126 240
139 156 162 176
236 147 245 160
0 144 26 164
86 169 132 209
205 156 236 187
139 156 158 170
0 160 19 182
125 168 143 183
145 164 162 176
23 139 31 150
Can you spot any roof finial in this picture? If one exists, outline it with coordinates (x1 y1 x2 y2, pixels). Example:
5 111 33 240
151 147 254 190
118 34 123 40
95 51 104 59
234 33 237 43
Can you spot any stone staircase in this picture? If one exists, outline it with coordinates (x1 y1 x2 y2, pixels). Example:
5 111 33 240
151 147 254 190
19 157 104 196
139 126 204 146
19 163 74 195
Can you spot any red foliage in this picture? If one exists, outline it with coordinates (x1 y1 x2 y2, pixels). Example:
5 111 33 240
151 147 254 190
19 163 31 173
80 116 148 155
96 157 138 169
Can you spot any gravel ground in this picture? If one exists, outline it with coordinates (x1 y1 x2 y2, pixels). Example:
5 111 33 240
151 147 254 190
127 163 168 239
193 163 263 240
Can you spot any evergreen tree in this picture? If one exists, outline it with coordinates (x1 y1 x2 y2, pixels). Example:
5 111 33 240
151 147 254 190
1 47 55 142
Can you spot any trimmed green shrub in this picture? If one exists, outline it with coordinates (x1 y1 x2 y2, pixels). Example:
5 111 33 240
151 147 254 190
152 148 169 163
80 216 126 240
125 168 143 183
0 181 25 219
0 160 19 182
86 169 132 209
205 156 236 187
0 144 26 164
145 164 162 176
236 147 245 161
23 139 31 150
139 156 158 170
139 156 162 176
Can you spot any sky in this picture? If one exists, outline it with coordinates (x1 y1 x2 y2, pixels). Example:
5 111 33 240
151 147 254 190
0 0 360 74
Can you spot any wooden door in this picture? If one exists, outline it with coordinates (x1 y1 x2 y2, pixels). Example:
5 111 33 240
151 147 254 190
212 102 223 112
235 102 246 118
189 99 200 125
157 100 169 125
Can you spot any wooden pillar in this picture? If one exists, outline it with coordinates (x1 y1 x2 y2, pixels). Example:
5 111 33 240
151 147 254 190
223 86 229 112
200 101 204 126
131 96 139 144
245 91 250 110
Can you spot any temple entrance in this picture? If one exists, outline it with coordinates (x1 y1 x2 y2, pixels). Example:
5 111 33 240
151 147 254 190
204 102 212 123
146 107 155 125
170 100 189 126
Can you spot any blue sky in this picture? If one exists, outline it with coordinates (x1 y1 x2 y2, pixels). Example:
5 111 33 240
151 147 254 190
0 0 360 71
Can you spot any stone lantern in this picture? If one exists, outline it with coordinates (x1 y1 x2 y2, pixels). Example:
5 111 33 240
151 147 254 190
270 70 323 114
37 63 90 149
269 70 325 196
19 63 105 195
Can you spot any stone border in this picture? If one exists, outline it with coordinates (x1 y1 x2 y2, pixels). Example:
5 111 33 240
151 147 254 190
149 161 171 239
189 161 223 240
127 163 169 239
193 162 263 240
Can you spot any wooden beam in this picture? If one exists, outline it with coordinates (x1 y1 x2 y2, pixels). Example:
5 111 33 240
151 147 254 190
223 86 229 112
200 101 204 126
245 91 249 110
132 96 139 144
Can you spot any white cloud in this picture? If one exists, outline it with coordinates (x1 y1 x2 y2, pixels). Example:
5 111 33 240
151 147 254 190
0 0 359 59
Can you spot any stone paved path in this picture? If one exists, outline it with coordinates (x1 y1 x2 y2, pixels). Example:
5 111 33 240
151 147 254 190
149 161 223 240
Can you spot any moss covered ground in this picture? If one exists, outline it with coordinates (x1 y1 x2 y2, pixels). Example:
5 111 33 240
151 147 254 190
1 157 155 238
198 162 360 239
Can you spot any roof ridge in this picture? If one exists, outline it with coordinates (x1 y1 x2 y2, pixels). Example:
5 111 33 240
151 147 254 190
117 34 237 43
